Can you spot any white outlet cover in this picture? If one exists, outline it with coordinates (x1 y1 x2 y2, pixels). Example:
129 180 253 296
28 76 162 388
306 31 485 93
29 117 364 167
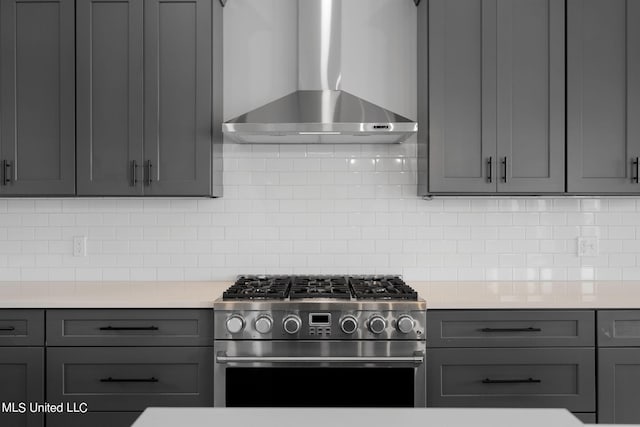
577 237 599 257
73 236 87 257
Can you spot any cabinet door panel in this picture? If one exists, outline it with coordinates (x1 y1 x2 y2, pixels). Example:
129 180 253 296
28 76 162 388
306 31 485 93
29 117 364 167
428 0 496 192
144 0 212 196
0 0 75 195
0 348 44 427
428 347 595 412
496 0 565 192
567 0 640 193
598 348 640 423
76 0 144 195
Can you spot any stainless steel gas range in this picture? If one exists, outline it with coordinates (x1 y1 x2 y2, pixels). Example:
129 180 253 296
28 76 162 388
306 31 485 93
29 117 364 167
213 275 427 407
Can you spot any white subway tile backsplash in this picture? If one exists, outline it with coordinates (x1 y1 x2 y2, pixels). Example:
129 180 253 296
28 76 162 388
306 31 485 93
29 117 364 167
2 145 640 281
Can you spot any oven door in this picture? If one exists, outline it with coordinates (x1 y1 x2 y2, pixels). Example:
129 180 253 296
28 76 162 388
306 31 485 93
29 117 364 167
214 340 426 407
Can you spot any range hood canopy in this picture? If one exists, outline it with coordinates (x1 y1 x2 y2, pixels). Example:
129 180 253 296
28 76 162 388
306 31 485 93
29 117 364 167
223 0 418 144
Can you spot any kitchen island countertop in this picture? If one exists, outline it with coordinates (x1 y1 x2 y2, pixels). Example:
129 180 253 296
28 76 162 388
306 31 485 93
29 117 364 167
131 407 586 427
0 280 639 309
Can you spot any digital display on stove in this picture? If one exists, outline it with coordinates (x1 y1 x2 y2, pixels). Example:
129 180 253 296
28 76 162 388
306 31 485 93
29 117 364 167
310 313 331 325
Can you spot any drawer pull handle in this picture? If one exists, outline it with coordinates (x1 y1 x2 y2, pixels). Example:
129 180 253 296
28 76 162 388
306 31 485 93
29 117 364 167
480 327 541 333
0 326 15 331
99 326 159 331
482 377 541 384
100 377 159 383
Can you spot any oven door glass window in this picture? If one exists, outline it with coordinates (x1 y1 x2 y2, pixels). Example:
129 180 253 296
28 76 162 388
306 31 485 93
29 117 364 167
226 367 415 407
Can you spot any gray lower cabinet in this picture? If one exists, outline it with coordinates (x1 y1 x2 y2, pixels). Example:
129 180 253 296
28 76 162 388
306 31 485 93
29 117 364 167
46 309 214 347
422 0 565 195
47 347 213 411
427 310 595 348
45 309 214 427
598 348 640 424
0 0 75 196
47 412 141 427
0 348 44 427
567 0 640 193
597 310 640 424
76 0 221 197
427 347 596 412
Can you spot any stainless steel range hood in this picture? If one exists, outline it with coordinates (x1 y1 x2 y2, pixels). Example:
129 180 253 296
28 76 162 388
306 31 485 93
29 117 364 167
222 0 417 144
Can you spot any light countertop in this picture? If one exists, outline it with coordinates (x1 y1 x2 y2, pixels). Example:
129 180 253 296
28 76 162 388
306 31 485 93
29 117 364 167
130 408 585 427
1 280 640 309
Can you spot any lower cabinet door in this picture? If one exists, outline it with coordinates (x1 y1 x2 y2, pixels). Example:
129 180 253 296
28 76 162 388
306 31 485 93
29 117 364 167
0 347 43 427
427 348 595 412
47 412 141 427
46 347 213 411
598 348 640 424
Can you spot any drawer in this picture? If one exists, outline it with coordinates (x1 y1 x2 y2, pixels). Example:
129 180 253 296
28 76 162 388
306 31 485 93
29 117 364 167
0 309 44 346
47 412 140 427
427 347 595 412
598 310 640 347
46 347 213 411
427 310 595 347
46 309 213 346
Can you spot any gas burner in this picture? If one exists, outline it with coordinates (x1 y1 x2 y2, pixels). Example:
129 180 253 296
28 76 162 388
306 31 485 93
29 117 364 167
289 275 351 299
349 275 418 300
222 275 291 300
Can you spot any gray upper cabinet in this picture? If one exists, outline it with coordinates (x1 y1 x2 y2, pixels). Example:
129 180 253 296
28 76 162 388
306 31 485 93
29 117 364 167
567 0 640 193
143 0 213 196
77 0 220 197
427 0 496 193
495 0 565 193
423 0 565 195
0 0 75 196
76 0 144 196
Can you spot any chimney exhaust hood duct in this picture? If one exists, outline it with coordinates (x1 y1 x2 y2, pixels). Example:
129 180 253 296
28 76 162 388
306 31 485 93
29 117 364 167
222 0 418 144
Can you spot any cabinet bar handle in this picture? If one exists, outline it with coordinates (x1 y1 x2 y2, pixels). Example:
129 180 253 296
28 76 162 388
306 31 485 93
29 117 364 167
479 327 541 332
482 377 541 384
501 157 508 183
0 326 16 331
99 326 159 331
2 160 11 185
100 377 159 383
130 160 138 187
633 157 639 183
145 160 153 186
487 157 493 183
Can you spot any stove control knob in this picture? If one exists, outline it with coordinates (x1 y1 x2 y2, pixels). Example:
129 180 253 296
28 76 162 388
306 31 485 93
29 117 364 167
283 315 302 334
255 315 273 334
396 315 415 334
368 315 387 334
226 315 245 334
340 315 358 334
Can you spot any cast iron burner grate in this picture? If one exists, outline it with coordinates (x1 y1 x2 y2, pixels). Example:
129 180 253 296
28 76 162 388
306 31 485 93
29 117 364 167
349 275 418 300
223 275 291 300
289 276 351 299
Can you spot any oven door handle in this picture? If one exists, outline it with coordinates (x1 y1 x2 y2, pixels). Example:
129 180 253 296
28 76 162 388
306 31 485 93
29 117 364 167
216 353 424 365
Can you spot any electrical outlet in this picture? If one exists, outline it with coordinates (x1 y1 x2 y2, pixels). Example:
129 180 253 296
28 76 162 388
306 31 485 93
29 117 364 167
73 236 87 257
577 237 598 257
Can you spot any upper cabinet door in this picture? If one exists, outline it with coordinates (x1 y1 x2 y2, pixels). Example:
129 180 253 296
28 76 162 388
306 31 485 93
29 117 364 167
76 0 144 196
496 0 565 193
428 0 498 193
143 0 212 196
567 0 640 193
0 0 75 196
